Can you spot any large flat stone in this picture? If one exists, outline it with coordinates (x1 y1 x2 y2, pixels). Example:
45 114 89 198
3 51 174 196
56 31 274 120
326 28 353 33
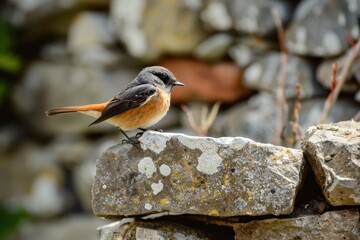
92 132 305 218
302 121 360 206
234 209 360 239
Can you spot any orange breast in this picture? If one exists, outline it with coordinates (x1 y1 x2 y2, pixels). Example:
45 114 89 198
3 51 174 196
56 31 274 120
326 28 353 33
107 88 171 131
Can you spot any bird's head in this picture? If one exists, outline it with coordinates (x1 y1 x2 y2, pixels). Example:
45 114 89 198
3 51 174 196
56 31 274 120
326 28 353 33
141 66 184 92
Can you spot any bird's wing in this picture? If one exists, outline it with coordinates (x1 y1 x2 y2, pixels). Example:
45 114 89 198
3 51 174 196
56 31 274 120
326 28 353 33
89 84 157 126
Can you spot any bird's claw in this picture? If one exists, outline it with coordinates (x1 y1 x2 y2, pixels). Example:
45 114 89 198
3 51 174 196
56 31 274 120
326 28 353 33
135 131 144 138
155 129 163 132
122 137 140 145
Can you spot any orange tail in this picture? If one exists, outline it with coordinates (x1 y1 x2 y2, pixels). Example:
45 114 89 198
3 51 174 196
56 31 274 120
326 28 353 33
45 102 108 116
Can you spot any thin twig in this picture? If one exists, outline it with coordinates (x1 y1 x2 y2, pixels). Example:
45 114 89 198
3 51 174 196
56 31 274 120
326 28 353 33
318 38 360 124
272 8 289 145
181 102 221 136
181 104 202 135
289 83 303 146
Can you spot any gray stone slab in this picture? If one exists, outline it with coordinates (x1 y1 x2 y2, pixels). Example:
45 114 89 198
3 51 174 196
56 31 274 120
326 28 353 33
92 132 305 217
302 121 360 206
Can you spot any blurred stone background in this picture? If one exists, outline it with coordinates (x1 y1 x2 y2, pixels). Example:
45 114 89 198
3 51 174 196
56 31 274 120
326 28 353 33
0 0 359 239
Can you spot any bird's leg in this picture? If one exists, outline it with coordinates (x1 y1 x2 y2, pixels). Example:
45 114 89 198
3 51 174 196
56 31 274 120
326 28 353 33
138 128 147 132
135 128 147 137
120 129 140 145
139 127 163 132
136 127 163 137
135 128 146 137
135 132 144 138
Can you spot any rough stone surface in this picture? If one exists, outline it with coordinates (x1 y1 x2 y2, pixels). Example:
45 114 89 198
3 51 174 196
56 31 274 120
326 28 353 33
302 120 360 206
218 92 278 143
10 215 109 240
97 219 225 240
200 0 232 31
298 98 359 132
226 0 291 36
234 209 360 240
92 131 305 217
110 0 207 61
229 37 274 67
0 143 70 218
193 33 233 61
217 93 359 145
286 0 359 57
244 52 323 99
356 90 360 103
7 0 108 26
67 12 120 67
73 137 120 212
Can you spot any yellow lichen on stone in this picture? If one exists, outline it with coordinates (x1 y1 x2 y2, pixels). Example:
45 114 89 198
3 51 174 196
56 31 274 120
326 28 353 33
213 189 221 197
223 173 230 186
209 209 219 216
160 197 170 205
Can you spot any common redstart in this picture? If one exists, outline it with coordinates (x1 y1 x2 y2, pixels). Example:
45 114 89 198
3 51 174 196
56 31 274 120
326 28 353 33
45 66 184 143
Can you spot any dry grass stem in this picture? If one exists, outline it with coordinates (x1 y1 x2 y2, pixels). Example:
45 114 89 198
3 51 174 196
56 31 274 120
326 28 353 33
181 102 221 136
318 38 360 124
272 8 289 145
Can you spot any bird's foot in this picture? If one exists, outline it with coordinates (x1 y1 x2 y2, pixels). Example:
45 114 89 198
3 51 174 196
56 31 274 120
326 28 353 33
134 128 163 139
122 137 140 145
135 131 144 138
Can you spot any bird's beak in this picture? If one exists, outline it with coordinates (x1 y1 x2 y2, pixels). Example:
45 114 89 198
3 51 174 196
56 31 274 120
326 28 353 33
173 80 185 86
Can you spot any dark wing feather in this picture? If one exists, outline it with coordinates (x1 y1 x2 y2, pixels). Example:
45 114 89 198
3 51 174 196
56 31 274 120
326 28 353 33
89 84 156 126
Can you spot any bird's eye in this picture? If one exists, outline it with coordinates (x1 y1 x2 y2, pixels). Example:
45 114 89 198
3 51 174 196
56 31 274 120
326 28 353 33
155 73 167 80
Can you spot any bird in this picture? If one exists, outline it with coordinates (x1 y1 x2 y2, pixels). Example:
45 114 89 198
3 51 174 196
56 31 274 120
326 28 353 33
45 66 184 144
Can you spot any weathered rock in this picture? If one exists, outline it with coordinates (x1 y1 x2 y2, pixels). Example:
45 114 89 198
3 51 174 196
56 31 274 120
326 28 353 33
218 93 359 145
40 41 69 61
297 98 359 133
110 0 207 61
244 52 323 99
229 37 274 67
356 90 360 103
160 58 252 104
10 215 109 240
200 0 232 31
317 53 360 92
0 143 70 218
220 92 278 143
226 0 291 36
92 131 305 217
234 209 360 239
73 137 120 212
193 33 233 61
97 219 227 240
47 136 92 166
68 12 121 67
6 0 108 29
302 120 360 206
12 61 140 136
0 125 23 153
286 0 359 57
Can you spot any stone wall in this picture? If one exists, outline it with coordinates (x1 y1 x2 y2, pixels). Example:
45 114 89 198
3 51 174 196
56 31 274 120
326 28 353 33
93 121 360 239
1 0 359 239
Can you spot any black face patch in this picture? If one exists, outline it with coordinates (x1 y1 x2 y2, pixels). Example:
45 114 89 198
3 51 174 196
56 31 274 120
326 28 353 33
152 71 172 85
